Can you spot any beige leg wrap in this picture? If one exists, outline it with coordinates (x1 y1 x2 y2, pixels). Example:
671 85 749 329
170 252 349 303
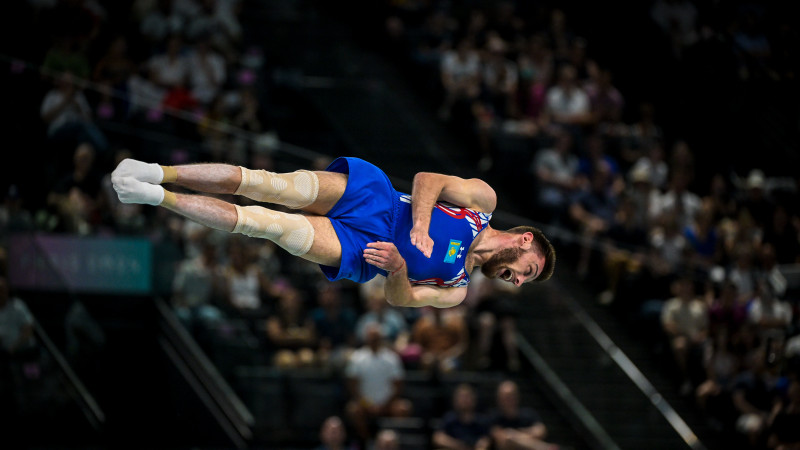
235 168 319 209
232 205 315 256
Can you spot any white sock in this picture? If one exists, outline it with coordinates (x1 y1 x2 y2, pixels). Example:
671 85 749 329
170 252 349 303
113 176 165 206
112 158 164 184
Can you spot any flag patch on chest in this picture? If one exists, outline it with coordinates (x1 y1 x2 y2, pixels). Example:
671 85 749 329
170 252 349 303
443 239 463 264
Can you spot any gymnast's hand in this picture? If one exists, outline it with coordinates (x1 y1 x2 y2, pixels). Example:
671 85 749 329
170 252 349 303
364 241 406 274
409 225 433 258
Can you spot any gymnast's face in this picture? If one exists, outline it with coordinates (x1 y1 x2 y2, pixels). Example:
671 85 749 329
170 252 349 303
481 244 542 287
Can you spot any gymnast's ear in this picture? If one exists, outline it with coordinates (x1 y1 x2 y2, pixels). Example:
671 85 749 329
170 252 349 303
519 231 534 250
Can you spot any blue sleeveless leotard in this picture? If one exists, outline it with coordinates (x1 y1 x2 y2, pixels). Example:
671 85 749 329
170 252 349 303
320 157 491 285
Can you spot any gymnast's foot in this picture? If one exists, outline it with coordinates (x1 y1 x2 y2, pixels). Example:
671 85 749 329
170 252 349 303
112 172 165 205
112 158 165 184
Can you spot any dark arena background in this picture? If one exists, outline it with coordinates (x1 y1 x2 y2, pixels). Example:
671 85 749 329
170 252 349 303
1 1 799 449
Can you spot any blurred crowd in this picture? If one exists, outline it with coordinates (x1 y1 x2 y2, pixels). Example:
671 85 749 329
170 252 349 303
2 0 800 449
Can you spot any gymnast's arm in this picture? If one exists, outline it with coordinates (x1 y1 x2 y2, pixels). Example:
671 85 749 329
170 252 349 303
409 172 497 257
363 241 467 308
385 269 468 308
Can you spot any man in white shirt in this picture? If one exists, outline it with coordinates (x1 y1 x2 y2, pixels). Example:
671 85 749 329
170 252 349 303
344 322 412 446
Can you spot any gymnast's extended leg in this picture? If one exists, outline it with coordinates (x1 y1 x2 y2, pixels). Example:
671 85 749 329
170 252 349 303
110 158 347 215
110 160 344 266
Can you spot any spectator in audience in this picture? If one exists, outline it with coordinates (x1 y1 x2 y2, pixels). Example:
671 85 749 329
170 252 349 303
597 192 650 307
310 281 358 371
626 164 661 231
479 33 519 121
584 67 625 139
437 34 482 123
568 158 620 279
541 63 591 135
92 34 136 120
45 142 105 235
406 7 455 80
660 274 709 396
728 243 760 306
621 102 664 169
683 203 721 274
0 185 35 240
706 172 739 221
230 86 272 158
220 238 274 332
561 36 597 85
472 33 520 172
432 383 491 450
197 93 235 163
667 140 696 186
466 273 521 372
574 133 626 196
516 33 554 126
762 204 800 265
136 0 184 51
695 326 740 429
147 32 189 93
738 169 776 232
757 242 788 300
184 0 243 63
315 415 358 450
171 239 225 344
40 70 109 167
627 140 669 192
488 380 556 450
530 127 580 225
345 322 413 447
545 8 575 63
265 281 317 369
731 347 787 448
41 35 91 81
647 211 688 286
411 305 470 374
708 280 748 339
486 1 526 48
766 375 800 450
653 170 703 231
186 31 227 107
374 428 401 450
748 277 793 342
355 283 410 352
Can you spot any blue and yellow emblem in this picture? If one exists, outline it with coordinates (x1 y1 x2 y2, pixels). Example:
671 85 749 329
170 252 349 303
443 239 462 264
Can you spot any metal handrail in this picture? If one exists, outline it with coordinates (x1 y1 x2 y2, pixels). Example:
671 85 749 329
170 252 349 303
33 319 106 430
155 298 255 440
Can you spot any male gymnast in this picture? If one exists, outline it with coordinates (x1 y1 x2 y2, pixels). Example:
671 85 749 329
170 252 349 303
111 156 555 308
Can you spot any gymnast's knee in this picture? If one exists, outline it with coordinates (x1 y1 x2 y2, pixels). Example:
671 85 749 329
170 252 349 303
232 204 315 256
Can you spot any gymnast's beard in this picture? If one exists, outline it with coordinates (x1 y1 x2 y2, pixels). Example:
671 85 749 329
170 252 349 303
480 246 523 279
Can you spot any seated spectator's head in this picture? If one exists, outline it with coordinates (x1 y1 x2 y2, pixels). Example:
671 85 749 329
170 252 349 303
496 380 520 414
364 322 384 349
319 416 347 447
452 383 478 414
556 63 577 88
374 429 400 450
